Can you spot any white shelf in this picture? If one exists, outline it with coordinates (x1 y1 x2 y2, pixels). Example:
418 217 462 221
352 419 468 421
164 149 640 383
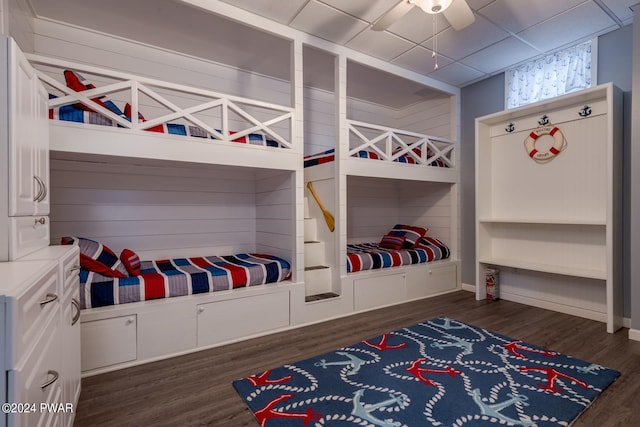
478 258 606 280
475 83 623 333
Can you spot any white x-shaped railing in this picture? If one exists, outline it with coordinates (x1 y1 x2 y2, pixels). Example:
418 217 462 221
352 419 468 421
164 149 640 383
27 55 294 149
347 120 455 168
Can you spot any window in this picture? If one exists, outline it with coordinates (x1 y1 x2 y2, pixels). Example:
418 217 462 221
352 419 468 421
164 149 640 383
505 41 593 109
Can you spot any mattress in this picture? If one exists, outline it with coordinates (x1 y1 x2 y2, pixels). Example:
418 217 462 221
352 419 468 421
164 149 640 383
79 253 291 309
347 236 450 273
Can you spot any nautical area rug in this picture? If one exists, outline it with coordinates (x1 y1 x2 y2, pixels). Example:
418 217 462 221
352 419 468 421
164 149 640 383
233 317 620 427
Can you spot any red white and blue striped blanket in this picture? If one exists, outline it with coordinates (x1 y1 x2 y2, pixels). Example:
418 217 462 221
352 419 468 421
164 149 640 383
79 253 291 309
347 236 450 273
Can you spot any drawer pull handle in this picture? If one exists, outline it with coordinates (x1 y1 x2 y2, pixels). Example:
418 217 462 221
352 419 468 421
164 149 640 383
41 370 59 389
125 317 135 325
34 217 46 225
39 293 58 306
197 307 205 314
71 298 81 326
69 265 81 272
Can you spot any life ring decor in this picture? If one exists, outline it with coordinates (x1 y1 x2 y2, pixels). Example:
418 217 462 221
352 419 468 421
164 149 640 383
523 124 567 164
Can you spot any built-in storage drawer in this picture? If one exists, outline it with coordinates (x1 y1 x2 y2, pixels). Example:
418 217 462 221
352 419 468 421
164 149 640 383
353 272 406 311
7 313 63 427
81 315 137 372
9 216 49 260
10 263 59 364
406 262 458 299
197 291 290 347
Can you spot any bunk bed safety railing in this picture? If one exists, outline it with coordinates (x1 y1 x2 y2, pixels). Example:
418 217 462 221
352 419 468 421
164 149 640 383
347 119 455 168
26 54 295 149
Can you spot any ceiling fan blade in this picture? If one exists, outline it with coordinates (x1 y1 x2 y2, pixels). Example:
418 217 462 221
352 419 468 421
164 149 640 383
442 0 475 31
372 0 415 31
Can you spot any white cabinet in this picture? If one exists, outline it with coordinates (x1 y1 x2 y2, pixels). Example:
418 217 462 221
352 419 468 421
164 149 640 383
475 83 623 333
0 36 49 262
1 245 80 427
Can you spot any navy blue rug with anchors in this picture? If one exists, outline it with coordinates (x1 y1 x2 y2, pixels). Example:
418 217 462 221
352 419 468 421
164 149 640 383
233 317 620 426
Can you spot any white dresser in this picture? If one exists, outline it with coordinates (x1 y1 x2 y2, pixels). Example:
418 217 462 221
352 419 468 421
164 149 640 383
1 245 80 427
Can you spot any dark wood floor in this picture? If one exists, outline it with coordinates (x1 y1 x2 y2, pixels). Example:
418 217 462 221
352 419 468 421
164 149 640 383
74 291 640 426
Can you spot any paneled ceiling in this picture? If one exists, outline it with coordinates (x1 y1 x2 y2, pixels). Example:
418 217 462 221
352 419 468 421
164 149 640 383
27 0 635 97
214 0 634 87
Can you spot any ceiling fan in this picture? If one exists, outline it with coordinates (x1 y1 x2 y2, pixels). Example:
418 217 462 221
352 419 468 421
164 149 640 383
372 0 475 31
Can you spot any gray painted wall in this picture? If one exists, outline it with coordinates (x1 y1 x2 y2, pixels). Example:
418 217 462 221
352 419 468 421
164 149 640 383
631 6 640 330
460 24 635 319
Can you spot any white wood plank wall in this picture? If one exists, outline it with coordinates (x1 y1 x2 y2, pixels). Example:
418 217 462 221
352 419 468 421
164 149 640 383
33 20 292 106
395 96 452 139
346 177 452 246
255 170 295 263
49 158 270 261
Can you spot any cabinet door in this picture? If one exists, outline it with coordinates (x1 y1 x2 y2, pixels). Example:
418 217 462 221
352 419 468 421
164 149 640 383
8 39 37 216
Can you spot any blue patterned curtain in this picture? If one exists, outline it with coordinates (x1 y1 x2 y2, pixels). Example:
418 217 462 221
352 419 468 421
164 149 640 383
505 42 592 109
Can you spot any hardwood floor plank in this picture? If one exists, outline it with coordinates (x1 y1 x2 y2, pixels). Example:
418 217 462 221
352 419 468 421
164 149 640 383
74 291 640 426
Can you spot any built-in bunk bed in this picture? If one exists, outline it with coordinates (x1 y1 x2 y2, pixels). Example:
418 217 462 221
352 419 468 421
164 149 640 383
25 46 302 375
302 54 460 319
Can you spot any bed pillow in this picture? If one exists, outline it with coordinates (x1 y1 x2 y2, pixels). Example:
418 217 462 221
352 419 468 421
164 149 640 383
123 103 166 133
379 233 406 250
61 236 128 278
388 224 428 249
120 248 141 276
64 70 126 118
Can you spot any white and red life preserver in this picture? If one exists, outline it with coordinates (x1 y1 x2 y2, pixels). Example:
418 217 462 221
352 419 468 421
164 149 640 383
523 125 567 163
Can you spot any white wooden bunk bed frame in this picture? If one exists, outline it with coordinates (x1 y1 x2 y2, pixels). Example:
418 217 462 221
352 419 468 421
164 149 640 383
26 54 300 171
24 54 305 375
22 52 460 375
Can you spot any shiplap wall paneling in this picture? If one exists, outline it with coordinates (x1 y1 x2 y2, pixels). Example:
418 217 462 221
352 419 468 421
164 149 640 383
34 20 292 106
394 96 453 139
399 182 453 243
255 169 296 270
49 159 261 259
304 87 335 156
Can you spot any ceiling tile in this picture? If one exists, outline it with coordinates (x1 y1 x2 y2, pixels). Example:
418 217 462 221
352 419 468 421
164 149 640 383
478 0 586 34
318 0 399 22
600 0 636 24
427 61 487 87
290 0 369 44
346 29 415 62
461 36 541 74
392 45 453 75
430 14 509 60
386 7 450 43
218 0 308 25
518 1 618 52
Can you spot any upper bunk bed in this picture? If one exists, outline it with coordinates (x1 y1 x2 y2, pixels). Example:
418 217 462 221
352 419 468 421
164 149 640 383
26 54 300 171
302 52 457 184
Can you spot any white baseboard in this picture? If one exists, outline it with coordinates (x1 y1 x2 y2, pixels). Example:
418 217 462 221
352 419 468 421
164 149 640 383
461 282 475 293
629 328 640 342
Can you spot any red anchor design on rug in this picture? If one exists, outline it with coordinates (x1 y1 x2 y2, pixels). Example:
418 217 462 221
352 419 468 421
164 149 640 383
254 394 321 426
363 333 407 351
504 340 558 359
519 367 589 393
406 357 461 386
246 369 293 387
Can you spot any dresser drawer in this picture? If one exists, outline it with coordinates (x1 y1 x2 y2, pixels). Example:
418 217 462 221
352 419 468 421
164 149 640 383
9 262 59 365
60 246 80 299
7 313 63 427
81 315 137 372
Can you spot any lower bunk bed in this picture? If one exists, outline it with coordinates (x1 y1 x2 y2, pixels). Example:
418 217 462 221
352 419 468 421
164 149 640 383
344 232 459 312
64 236 299 375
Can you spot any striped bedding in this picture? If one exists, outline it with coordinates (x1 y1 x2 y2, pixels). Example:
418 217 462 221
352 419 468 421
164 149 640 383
347 236 450 273
79 253 291 309
304 148 448 168
48 99 280 147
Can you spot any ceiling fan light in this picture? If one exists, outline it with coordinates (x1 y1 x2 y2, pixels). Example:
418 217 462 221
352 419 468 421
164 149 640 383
412 0 453 14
